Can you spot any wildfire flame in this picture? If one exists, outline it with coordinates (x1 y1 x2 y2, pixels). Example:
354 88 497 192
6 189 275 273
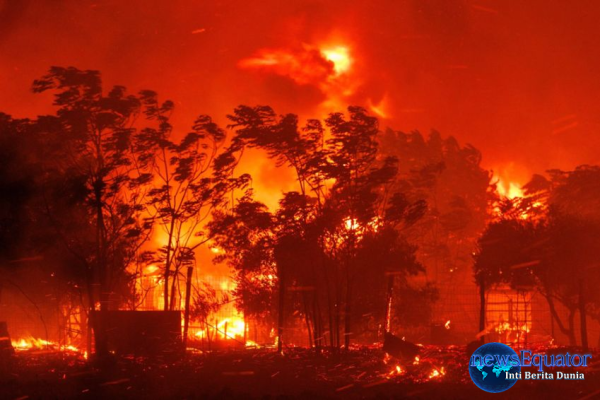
496 179 524 199
387 364 404 377
12 337 51 350
428 367 446 379
494 176 546 219
217 317 246 340
344 217 359 231
343 216 380 233
383 352 392 365
192 314 248 343
11 337 80 353
495 322 531 334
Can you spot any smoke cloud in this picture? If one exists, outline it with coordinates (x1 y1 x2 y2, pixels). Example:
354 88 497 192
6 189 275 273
2 0 600 188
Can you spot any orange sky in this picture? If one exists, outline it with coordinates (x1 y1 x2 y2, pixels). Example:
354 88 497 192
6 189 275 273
2 0 600 190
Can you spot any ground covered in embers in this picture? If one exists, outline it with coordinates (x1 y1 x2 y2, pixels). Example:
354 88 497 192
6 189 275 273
1 345 599 399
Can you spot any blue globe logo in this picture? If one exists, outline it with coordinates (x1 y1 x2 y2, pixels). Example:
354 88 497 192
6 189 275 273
469 342 520 393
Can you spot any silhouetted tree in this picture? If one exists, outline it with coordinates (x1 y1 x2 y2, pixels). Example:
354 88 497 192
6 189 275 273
209 193 276 343
380 130 493 330
223 105 429 351
525 166 600 349
137 92 248 346
32 67 159 360
380 130 492 272
476 165 600 348
0 114 37 262
473 218 541 342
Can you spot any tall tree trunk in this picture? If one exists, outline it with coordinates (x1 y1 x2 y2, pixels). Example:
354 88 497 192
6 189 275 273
334 286 341 350
478 278 486 343
182 265 194 349
312 295 322 355
344 282 352 349
86 312 92 358
277 267 285 354
568 308 576 346
169 265 179 310
93 180 109 361
302 292 313 348
85 277 94 357
385 275 394 333
543 291 573 343
578 279 588 350
163 217 176 311
164 256 170 310
334 262 342 350
320 256 335 349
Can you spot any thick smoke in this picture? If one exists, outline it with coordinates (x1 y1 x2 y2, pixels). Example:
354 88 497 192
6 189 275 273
1 0 600 187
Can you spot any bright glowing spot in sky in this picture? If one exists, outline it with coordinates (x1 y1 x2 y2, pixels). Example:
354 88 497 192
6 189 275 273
321 46 351 75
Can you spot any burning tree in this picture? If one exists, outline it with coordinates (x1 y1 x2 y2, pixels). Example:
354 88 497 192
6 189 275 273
214 105 433 351
475 165 600 348
473 218 540 343
31 67 161 358
136 93 248 344
209 193 277 345
380 130 493 336
379 130 492 278
525 166 600 349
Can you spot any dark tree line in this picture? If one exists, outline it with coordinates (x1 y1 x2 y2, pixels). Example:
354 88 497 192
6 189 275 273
8 66 599 359
0 67 442 358
209 106 434 352
0 67 246 360
475 166 600 349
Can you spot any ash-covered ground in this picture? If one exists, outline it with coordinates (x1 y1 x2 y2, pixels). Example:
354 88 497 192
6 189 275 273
1 345 599 399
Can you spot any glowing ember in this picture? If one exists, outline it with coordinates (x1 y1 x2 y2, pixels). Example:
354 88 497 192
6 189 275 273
344 217 358 231
387 364 404 377
383 352 392 365
444 320 451 330
495 322 531 334
343 216 380 234
428 367 446 379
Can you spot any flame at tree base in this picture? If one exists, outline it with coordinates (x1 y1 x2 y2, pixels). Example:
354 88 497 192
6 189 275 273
11 337 80 353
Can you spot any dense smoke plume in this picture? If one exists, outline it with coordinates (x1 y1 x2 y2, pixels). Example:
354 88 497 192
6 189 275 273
1 0 600 190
